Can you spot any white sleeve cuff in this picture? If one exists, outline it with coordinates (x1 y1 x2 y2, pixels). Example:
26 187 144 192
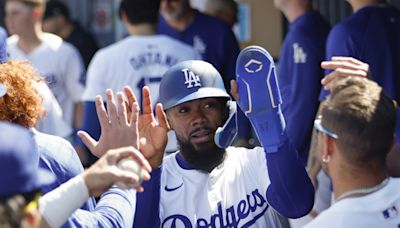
39 175 89 227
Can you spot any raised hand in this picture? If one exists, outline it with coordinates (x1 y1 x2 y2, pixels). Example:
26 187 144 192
78 89 140 158
321 56 370 91
124 86 170 168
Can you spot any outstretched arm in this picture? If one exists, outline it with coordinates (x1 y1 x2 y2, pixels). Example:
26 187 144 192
39 147 151 227
234 46 314 218
232 80 314 218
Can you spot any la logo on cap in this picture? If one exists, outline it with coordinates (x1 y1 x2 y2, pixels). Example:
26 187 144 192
182 68 201 89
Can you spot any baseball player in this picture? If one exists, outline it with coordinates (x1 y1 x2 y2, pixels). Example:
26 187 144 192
158 0 253 146
79 46 315 227
5 0 85 136
320 0 400 106
305 76 400 228
274 0 330 165
1 20 71 138
0 121 150 227
0 60 142 227
81 0 200 165
42 1 99 69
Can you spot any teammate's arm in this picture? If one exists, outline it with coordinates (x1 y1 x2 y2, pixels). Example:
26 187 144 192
233 46 314 218
39 147 151 227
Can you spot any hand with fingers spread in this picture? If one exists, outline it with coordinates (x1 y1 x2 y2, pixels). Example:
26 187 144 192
124 86 170 168
78 89 140 158
82 146 152 196
321 56 370 91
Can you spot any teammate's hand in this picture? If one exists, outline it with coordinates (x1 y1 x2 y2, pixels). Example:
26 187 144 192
321 56 370 91
78 89 140 158
124 86 170 169
82 147 152 196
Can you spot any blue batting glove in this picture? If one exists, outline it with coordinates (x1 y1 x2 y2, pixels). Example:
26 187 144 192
236 46 286 153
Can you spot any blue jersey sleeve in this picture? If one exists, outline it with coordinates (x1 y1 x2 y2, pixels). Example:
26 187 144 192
319 24 353 101
61 187 136 228
133 167 162 227
265 136 315 218
81 101 101 142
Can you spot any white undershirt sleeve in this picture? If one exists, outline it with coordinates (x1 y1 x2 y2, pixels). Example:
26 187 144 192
38 175 89 228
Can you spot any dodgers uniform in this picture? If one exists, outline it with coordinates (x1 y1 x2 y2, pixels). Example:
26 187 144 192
278 10 330 164
33 128 138 227
134 49 314 228
305 178 400 228
82 35 200 152
7 33 85 130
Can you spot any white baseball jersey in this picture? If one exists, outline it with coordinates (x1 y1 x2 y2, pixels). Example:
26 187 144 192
305 178 400 228
83 34 201 151
34 82 72 138
7 33 85 127
159 147 284 227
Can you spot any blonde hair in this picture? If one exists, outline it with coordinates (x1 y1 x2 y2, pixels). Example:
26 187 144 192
321 76 396 167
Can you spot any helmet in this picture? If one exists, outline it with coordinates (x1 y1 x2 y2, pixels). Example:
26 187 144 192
159 60 231 110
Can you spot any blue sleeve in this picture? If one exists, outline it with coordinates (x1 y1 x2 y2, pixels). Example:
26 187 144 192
61 187 136 228
279 37 323 164
133 167 161 228
265 136 315 218
76 101 102 165
319 24 354 101
81 101 101 142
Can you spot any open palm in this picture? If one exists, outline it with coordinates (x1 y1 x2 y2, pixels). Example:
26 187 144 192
78 89 139 158
124 86 170 168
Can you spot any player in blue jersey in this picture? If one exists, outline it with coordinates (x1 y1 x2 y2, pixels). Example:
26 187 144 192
320 0 400 104
274 0 330 165
159 0 239 90
0 121 150 228
80 47 315 227
0 45 151 227
158 0 252 147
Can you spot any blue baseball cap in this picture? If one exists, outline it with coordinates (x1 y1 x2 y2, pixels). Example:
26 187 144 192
0 27 8 64
0 122 55 198
159 60 231 110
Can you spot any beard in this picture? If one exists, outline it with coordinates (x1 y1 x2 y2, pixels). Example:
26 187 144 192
177 134 226 173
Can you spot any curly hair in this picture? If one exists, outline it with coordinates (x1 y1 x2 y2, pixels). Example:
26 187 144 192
0 60 45 128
